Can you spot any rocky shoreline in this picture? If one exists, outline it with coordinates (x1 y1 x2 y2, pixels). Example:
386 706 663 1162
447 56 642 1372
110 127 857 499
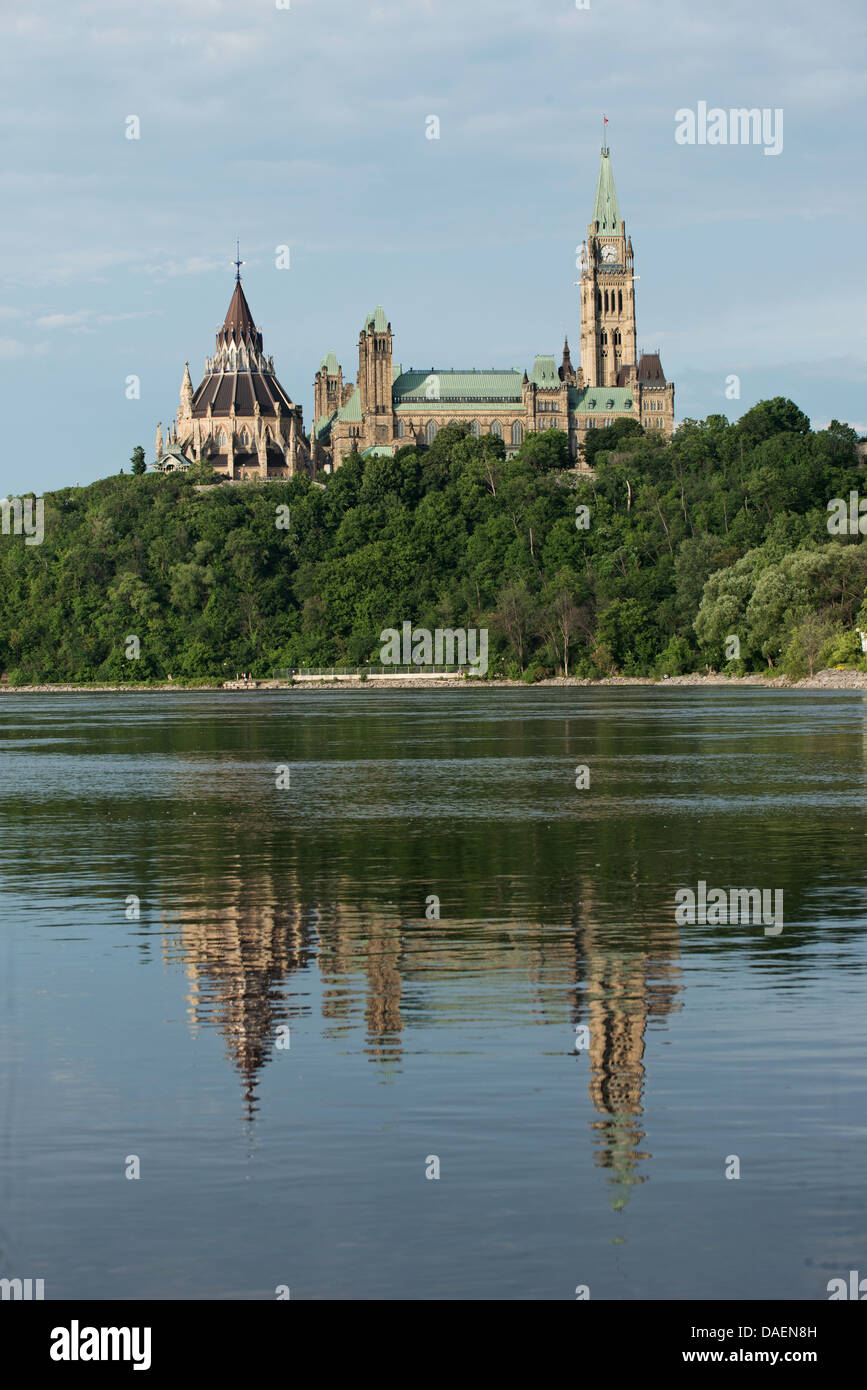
1 668 866 694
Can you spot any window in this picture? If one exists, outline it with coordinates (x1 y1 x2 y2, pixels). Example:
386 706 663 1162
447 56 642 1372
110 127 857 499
613 328 621 348
397 419 405 438
217 428 227 446
490 420 502 438
618 290 623 313
470 420 480 437
240 428 250 445
425 420 437 444
511 422 523 446
601 329 608 345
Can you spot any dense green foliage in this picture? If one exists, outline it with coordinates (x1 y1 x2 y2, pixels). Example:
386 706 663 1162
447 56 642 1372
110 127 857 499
1 397 864 682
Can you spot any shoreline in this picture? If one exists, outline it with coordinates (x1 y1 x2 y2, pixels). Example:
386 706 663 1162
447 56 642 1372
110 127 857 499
1 668 866 694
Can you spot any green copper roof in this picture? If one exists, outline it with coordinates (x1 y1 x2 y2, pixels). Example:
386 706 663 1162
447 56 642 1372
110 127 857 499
360 445 393 458
393 369 523 404
319 350 340 374
336 387 362 422
568 385 635 413
364 305 389 332
314 412 336 439
529 355 559 387
592 147 622 234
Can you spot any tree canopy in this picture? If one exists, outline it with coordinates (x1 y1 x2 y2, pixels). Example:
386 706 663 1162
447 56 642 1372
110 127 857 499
0 402 864 683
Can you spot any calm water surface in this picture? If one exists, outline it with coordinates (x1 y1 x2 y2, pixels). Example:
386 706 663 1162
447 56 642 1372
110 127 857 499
0 688 865 1299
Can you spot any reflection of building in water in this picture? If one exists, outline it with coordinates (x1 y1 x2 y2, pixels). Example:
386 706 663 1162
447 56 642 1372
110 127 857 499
162 876 314 1120
161 878 408 1115
316 907 404 1065
161 871 682 1185
574 893 683 1210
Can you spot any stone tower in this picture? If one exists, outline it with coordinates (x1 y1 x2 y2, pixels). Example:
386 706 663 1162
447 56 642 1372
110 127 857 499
579 146 637 388
357 306 393 446
313 350 351 423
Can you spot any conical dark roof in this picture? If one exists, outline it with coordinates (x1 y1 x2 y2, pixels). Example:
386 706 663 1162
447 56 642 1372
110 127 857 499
189 275 295 420
218 279 262 352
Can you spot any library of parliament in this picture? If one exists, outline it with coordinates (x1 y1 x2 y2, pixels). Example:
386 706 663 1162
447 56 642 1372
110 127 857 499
153 144 675 480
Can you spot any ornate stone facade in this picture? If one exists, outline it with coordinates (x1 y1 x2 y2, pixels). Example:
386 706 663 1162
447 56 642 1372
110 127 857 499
155 273 310 479
155 144 674 479
314 144 674 470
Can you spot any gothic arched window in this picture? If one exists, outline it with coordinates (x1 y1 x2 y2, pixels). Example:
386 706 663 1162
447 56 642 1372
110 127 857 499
217 428 227 446
425 420 437 444
470 420 480 437
490 420 502 438
397 419 405 438
601 330 608 345
618 290 623 312
240 428 250 446
511 422 523 446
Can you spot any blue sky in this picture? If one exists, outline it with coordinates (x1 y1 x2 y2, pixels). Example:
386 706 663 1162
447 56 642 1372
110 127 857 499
2 0 865 495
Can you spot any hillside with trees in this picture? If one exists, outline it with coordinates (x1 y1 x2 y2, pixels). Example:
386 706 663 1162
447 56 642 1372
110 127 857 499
0 398 865 683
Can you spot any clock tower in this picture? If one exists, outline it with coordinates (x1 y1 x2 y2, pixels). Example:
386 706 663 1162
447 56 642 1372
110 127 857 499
579 145 637 388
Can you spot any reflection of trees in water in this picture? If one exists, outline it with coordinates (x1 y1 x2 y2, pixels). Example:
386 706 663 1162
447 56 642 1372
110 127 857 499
161 872 683 1210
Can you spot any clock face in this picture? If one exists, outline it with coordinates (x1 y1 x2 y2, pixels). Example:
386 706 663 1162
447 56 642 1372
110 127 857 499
601 244 618 264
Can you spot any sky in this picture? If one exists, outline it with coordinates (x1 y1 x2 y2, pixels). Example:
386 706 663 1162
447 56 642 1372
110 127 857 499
1 0 865 496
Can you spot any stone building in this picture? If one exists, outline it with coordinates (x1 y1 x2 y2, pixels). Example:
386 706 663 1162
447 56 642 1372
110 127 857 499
314 143 675 471
155 142 674 480
154 268 310 479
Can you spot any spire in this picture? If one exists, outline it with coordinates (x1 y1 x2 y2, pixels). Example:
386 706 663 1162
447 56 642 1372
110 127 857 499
559 335 574 383
180 361 193 413
592 146 622 234
219 280 258 345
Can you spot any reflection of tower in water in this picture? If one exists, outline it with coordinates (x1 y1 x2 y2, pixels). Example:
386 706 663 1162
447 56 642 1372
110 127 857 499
575 888 683 1209
162 876 314 1121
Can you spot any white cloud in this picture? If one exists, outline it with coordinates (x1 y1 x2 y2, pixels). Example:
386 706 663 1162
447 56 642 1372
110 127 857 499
0 337 49 360
36 310 94 329
35 308 162 331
